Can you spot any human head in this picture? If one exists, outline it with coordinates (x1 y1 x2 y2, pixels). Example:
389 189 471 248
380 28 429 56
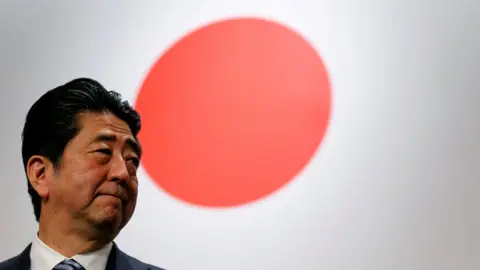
22 77 141 237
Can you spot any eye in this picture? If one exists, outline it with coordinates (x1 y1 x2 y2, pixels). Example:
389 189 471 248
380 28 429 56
96 148 112 155
129 157 140 168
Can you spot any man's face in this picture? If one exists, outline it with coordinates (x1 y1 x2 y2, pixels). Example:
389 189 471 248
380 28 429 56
46 111 140 233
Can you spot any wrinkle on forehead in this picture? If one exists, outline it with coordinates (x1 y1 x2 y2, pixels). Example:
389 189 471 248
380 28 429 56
74 112 140 153
77 111 133 135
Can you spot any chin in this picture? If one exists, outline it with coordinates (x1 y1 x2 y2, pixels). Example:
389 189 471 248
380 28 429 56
87 202 133 232
89 211 123 231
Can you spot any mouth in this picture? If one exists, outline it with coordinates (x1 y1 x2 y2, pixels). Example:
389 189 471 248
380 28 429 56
97 193 128 202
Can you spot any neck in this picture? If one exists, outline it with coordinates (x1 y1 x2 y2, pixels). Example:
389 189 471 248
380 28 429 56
37 213 114 257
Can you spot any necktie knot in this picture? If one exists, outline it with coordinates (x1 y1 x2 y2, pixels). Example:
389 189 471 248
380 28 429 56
53 258 85 270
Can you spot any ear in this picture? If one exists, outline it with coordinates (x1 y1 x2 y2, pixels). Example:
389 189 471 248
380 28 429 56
26 155 54 198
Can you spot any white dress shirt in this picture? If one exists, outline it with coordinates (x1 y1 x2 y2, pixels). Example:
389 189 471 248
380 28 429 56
29 234 113 270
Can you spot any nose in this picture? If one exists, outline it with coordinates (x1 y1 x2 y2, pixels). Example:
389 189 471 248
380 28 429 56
108 154 130 183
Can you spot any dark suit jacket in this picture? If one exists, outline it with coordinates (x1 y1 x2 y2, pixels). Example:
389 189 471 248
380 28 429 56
0 242 165 270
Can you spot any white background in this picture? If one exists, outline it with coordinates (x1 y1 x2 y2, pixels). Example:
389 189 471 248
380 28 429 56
0 1 478 269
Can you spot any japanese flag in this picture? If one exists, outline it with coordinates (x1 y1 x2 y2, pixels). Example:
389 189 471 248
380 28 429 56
0 1 477 270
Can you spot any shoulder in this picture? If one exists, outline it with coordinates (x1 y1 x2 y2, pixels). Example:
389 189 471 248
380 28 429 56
0 244 31 270
113 244 166 270
0 256 19 269
121 252 166 270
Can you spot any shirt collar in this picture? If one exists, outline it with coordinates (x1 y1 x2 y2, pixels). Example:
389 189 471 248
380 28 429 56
30 233 113 270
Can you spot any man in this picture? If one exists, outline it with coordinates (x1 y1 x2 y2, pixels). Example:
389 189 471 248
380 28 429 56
0 78 165 270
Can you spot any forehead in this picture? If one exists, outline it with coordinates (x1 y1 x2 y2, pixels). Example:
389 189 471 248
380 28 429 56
76 111 132 135
73 111 136 146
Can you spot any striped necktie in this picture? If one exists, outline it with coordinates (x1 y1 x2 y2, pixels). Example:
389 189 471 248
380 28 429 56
52 258 86 270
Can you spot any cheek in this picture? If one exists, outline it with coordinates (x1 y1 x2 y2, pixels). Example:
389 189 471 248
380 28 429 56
127 177 139 196
63 167 108 200
127 182 138 208
82 160 110 186
50 157 108 206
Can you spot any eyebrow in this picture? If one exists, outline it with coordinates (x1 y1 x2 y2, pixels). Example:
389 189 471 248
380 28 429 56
92 134 142 158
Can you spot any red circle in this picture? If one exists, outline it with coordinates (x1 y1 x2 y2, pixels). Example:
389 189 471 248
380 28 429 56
135 17 331 207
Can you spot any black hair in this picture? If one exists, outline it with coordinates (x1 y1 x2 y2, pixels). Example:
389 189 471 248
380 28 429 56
21 78 141 221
